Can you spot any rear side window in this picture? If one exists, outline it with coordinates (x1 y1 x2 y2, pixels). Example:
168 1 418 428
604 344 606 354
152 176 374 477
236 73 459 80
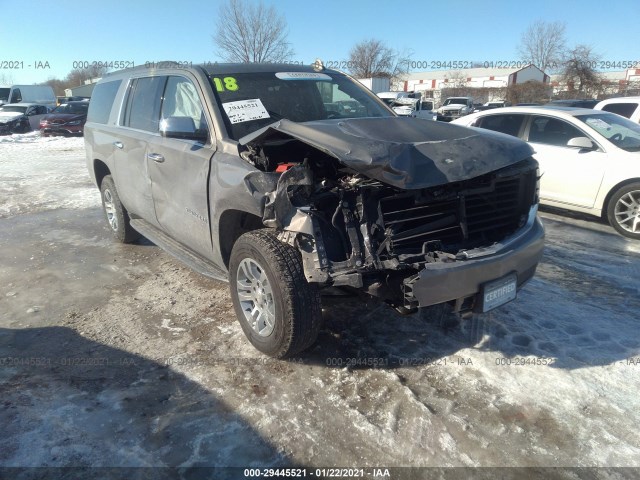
87 80 122 124
476 114 526 138
123 76 165 132
601 102 638 119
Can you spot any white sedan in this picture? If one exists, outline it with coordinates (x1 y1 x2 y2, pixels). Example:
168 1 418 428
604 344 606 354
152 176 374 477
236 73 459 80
452 106 640 239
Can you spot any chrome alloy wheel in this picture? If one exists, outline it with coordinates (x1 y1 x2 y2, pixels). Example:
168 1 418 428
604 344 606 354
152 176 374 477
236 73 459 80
614 189 640 234
236 258 275 337
103 188 118 231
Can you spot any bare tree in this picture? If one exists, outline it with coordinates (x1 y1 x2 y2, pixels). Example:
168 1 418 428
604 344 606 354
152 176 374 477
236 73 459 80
213 0 294 63
348 39 410 79
517 20 567 72
0 72 15 85
65 64 108 88
506 80 552 104
42 77 68 96
561 44 602 95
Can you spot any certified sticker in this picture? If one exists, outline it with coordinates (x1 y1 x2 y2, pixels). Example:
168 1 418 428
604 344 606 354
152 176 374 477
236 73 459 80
222 99 270 124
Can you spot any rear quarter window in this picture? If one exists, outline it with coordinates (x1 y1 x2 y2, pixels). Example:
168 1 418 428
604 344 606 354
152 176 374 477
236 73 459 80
476 114 526 138
601 102 638 119
87 80 122 124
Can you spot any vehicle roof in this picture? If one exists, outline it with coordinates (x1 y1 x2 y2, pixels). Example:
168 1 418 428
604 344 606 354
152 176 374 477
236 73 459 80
0 102 47 107
548 98 594 102
462 105 606 118
101 62 344 79
595 96 640 104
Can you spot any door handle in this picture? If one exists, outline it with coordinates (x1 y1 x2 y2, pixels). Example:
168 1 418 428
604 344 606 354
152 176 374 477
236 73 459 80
147 153 165 163
113 141 123 149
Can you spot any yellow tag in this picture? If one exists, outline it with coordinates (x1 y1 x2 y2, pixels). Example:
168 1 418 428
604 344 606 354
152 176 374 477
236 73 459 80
212 77 238 92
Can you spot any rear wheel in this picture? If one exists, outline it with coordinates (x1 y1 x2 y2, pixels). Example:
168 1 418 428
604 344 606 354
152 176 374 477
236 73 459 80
229 230 322 358
100 175 140 243
607 182 640 240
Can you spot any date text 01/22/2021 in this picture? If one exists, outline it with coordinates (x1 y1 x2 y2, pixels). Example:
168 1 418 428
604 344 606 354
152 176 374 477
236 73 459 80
243 468 392 477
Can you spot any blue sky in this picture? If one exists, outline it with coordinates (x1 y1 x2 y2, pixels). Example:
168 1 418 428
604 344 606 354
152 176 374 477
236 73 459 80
1 0 638 84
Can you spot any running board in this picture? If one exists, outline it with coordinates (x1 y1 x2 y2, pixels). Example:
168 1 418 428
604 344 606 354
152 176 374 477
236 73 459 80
130 219 229 283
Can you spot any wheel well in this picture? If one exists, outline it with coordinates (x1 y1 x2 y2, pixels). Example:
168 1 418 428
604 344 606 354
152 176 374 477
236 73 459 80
602 178 640 219
93 160 111 188
218 209 265 269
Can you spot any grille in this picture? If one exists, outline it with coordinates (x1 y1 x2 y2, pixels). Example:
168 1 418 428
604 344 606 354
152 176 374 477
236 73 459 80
380 170 532 255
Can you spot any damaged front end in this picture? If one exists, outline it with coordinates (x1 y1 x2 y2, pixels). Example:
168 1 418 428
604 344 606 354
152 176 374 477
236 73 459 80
239 118 544 314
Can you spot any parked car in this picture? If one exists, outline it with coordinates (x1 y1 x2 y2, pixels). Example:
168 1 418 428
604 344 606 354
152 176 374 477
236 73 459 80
0 103 50 134
595 97 640 124
546 99 599 109
56 95 91 106
376 91 421 107
452 106 640 239
473 101 510 113
85 63 544 357
437 97 474 121
386 97 437 120
40 101 89 136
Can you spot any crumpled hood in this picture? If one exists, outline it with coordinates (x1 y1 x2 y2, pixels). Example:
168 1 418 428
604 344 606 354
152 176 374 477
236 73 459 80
0 112 23 121
240 117 534 190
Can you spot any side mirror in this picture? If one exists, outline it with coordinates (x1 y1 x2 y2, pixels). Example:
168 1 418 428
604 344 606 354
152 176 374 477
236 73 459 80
160 116 208 141
567 137 595 150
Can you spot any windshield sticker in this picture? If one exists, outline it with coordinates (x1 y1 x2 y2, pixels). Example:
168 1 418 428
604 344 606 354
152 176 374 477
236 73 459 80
586 118 612 130
275 72 332 81
212 76 238 92
222 99 270 124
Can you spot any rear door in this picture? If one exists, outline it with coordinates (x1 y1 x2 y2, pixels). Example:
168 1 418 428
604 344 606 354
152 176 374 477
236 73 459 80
147 75 215 258
113 76 166 225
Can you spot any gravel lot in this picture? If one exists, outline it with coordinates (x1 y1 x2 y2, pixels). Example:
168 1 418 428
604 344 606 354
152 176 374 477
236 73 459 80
1 134 639 478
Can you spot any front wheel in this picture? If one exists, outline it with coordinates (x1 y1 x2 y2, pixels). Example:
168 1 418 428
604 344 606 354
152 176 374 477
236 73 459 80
229 230 322 358
607 182 640 240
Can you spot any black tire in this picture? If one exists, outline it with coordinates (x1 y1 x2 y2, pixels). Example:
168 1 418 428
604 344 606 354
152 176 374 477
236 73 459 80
229 230 322 358
606 182 640 240
99 175 140 243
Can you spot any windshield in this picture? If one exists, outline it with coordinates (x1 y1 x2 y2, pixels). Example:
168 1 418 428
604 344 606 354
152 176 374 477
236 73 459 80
52 103 89 115
444 98 467 106
0 88 9 102
0 105 26 113
576 112 640 152
212 71 392 140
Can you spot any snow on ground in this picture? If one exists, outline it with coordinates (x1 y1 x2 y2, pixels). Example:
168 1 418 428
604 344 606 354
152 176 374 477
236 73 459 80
1 136 639 472
0 132 99 218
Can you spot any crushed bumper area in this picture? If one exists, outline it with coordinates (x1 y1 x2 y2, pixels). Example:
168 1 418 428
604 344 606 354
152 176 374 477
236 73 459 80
404 216 544 311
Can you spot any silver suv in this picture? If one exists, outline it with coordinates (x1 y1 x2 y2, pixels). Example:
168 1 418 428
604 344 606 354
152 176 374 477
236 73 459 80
85 62 544 358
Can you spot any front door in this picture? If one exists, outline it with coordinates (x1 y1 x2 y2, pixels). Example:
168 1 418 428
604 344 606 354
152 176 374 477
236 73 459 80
147 75 215 258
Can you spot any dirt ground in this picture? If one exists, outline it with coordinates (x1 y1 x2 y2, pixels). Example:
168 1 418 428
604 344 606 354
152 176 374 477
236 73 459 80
1 135 639 479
